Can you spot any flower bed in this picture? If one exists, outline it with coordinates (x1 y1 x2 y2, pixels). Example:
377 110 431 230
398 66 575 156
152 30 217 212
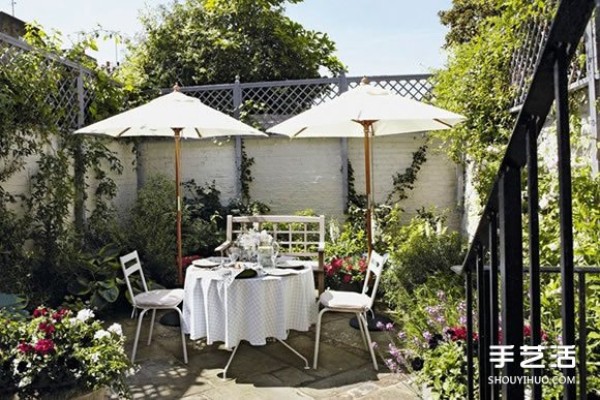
324 255 368 291
0 307 131 398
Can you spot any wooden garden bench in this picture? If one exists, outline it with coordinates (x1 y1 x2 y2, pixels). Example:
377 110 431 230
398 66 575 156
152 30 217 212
216 215 326 294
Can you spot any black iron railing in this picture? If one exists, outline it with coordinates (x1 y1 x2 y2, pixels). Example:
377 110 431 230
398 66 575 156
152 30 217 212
456 1 597 399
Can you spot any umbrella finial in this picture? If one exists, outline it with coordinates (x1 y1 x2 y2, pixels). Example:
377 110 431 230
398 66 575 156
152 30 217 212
360 76 370 85
173 82 181 92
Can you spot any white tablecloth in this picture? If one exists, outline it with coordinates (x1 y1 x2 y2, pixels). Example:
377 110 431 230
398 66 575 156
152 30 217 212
182 266 317 349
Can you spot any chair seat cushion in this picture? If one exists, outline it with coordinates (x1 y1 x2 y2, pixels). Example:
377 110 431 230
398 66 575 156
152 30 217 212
319 290 371 310
134 289 184 308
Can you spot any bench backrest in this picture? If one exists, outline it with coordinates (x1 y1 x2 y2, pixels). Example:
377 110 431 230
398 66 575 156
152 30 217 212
225 215 325 257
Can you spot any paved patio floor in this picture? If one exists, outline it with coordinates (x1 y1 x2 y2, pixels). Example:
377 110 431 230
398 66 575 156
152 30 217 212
109 310 421 399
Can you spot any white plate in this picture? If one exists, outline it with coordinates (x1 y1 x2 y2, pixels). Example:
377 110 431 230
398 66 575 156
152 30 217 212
192 259 220 268
276 260 305 269
263 268 295 276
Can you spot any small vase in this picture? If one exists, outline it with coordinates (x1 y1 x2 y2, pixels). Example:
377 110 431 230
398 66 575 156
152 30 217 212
257 245 277 268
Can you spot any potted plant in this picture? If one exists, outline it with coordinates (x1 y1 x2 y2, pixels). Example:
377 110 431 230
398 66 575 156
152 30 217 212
324 255 368 292
0 306 131 399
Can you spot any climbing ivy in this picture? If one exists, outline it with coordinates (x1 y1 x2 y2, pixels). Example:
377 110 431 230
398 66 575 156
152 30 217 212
433 0 556 202
0 24 127 305
387 143 428 203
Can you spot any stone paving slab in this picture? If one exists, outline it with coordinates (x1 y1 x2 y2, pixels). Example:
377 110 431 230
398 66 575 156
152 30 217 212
108 309 420 399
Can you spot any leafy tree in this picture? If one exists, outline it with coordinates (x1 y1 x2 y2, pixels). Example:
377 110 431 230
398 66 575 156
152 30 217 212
438 0 501 48
433 0 555 199
120 0 345 90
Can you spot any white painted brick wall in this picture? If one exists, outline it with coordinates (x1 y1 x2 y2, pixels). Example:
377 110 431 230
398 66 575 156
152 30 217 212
245 137 345 219
3 135 461 232
140 138 238 203
138 135 460 229
348 135 460 228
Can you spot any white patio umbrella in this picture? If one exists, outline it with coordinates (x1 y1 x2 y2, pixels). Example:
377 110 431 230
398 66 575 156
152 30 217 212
75 86 266 284
267 78 465 254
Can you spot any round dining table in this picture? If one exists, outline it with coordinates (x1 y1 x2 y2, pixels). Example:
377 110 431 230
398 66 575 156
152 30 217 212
182 264 317 349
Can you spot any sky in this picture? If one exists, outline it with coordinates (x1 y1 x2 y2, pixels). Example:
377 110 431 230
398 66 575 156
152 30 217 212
5 0 452 77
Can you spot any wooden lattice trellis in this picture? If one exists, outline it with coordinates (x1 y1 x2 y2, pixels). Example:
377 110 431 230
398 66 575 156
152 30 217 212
173 74 433 129
0 31 94 132
509 6 592 110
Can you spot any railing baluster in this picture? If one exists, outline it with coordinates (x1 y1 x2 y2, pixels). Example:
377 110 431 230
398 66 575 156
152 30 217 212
526 117 542 400
488 213 499 400
476 245 490 400
554 43 577 400
466 265 474 400
499 166 524 399
578 272 587 400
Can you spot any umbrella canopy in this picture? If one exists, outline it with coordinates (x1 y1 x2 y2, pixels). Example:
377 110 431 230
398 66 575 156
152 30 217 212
267 80 465 254
76 91 264 138
75 89 266 284
267 82 465 138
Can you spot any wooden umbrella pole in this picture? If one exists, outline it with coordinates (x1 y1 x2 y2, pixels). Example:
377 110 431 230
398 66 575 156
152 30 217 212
174 128 183 285
362 122 373 256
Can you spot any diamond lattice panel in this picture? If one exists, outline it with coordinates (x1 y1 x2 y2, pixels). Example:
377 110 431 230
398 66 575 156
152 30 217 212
181 88 235 115
242 82 339 128
509 4 587 109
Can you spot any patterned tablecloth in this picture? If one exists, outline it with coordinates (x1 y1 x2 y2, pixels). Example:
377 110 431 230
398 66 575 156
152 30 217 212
182 266 317 349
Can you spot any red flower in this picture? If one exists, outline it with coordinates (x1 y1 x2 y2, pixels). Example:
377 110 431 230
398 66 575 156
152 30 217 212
445 325 478 342
17 342 33 353
33 307 48 318
34 338 55 355
342 274 352 283
52 308 69 322
358 258 367 272
331 258 343 270
39 322 56 336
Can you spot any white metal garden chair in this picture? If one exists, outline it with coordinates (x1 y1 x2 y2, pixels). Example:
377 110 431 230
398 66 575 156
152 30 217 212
119 250 188 364
313 250 388 370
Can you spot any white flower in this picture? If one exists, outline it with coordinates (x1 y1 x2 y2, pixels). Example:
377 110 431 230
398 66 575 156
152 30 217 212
259 230 273 245
90 352 100 363
94 329 110 340
107 323 123 336
76 309 95 322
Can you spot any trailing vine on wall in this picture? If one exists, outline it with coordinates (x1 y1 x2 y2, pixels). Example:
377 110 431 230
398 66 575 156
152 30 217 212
346 142 429 211
239 140 254 203
387 142 428 203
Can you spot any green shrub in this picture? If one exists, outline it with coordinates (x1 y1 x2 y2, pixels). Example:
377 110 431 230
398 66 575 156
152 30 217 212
381 209 465 305
126 175 178 286
418 341 469 400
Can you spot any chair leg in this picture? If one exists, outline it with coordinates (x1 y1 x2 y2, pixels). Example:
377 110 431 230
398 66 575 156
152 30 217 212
173 307 188 364
147 309 157 345
356 312 368 350
358 313 378 371
132 309 149 363
313 307 328 369
223 342 241 379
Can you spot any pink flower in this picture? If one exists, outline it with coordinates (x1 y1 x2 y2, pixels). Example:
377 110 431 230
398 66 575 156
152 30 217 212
34 338 55 355
342 274 352 283
331 258 343 270
358 258 367 272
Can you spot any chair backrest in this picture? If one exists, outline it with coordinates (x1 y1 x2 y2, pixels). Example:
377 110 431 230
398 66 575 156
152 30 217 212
119 251 148 307
225 215 325 257
361 251 388 307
